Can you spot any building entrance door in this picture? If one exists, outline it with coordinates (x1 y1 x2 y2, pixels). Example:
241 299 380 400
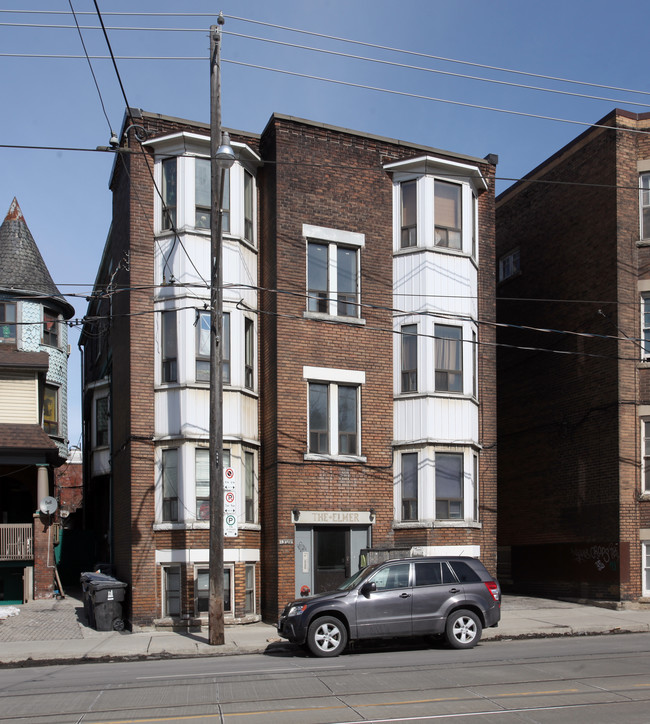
314 526 349 593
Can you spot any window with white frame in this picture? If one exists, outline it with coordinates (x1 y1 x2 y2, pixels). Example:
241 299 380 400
96 396 109 447
435 324 462 392
162 449 179 522
435 452 464 519
161 157 177 230
401 324 417 392
499 248 520 282
400 180 417 248
194 158 230 233
643 296 650 360
196 310 230 383
643 420 650 493
305 225 364 319
434 180 462 249
244 450 255 523
244 317 254 390
396 447 478 524
641 173 650 240
244 564 255 614
0 301 16 344
163 565 181 617
244 169 254 241
42 308 59 347
195 448 209 520
643 542 650 597
195 566 233 616
305 366 364 458
309 383 359 456
401 452 418 521
162 310 177 383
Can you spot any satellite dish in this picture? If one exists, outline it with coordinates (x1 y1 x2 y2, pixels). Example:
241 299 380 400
39 496 58 515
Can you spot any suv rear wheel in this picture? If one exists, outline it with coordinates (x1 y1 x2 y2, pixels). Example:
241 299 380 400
445 609 482 649
306 616 348 657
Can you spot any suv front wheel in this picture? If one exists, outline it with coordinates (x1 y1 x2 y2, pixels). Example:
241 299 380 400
445 609 482 649
307 616 348 657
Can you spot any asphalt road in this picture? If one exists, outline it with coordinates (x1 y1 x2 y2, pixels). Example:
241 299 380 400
2 633 650 723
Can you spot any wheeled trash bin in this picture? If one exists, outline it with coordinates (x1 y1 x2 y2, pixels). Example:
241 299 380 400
80 572 128 631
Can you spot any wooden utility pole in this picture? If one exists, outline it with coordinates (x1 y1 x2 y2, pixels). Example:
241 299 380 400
208 14 225 646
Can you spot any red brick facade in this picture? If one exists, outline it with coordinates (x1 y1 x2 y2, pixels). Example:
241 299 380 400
496 109 650 602
82 110 498 626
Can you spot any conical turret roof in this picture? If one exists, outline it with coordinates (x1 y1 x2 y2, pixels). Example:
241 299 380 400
0 198 74 319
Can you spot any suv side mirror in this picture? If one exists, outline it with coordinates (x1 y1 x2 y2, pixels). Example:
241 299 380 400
360 581 376 598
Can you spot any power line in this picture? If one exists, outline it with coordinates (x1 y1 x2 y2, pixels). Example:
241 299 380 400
225 58 650 137
3 11 650 101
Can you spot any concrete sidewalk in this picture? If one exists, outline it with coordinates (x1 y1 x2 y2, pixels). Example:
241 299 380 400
1 589 649 667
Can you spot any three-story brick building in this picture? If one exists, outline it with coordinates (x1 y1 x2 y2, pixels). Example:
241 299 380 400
81 109 498 627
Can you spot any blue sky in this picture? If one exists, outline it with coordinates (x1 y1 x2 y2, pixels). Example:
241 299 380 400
2 1 648 447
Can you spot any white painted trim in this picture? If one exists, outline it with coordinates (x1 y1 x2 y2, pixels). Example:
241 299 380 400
410 544 480 558
302 224 365 248
384 155 487 191
155 548 260 564
303 366 366 384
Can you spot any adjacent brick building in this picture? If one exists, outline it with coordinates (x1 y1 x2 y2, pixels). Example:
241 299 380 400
81 109 498 627
496 109 650 604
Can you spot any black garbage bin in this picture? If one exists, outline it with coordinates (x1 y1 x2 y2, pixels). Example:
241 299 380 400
80 572 127 631
80 572 100 628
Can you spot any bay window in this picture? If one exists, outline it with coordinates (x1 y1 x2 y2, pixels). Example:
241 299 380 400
435 452 463 520
401 324 417 392
161 310 177 383
400 180 417 248
401 452 418 521
162 448 179 522
435 324 462 392
161 158 177 230
434 180 462 249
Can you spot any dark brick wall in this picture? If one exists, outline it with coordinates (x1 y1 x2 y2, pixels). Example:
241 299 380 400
497 110 650 600
260 116 497 618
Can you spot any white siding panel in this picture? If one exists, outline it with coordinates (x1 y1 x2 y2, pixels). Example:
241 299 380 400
155 386 257 442
394 251 477 318
394 396 478 445
0 373 39 423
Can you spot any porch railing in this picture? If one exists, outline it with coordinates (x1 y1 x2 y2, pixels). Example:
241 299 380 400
0 524 33 561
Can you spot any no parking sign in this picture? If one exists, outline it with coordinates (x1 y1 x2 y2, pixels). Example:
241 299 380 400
223 467 238 536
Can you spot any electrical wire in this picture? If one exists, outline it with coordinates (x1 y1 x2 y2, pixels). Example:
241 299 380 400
2 11 649 101
68 0 114 135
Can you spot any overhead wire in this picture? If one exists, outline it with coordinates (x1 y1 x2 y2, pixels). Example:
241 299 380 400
2 10 649 101
88 1 207 288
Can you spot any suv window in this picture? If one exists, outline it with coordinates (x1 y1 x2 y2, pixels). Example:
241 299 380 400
448 560 481 583
371 563 410 590
414 561 456 586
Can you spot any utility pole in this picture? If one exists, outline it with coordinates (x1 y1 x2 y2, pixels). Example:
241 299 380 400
208 13 228 646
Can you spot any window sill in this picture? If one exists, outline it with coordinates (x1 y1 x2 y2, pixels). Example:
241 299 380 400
394 245 476 262
304 453 368 464
303 311 366 326
393 520 481 529
637 239 650 247
153 521 261 531
639 493 650 501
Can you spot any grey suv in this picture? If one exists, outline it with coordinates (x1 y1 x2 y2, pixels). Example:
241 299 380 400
277 556 500 657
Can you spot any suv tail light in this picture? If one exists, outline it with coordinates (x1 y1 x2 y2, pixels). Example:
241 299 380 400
484 581 500 603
